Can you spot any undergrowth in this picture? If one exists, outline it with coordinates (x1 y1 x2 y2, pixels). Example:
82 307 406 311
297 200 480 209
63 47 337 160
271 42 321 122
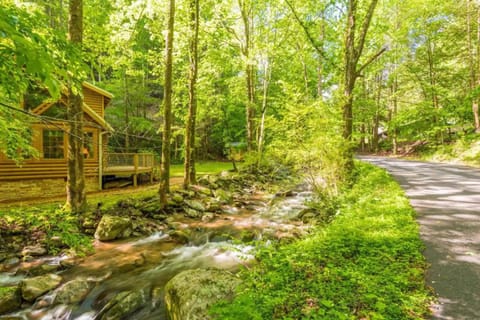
0 205 93 255
420 133 480 166
211 162 432 319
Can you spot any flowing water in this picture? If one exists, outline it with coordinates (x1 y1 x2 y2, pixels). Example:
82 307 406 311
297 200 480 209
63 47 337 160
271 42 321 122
1 188 313 320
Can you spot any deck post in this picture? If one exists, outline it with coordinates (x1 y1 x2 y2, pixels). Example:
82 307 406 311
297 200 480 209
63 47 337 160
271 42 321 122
133 154 138 187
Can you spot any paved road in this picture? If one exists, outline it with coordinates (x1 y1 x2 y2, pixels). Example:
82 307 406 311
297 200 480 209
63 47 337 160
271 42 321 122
362 157 480 320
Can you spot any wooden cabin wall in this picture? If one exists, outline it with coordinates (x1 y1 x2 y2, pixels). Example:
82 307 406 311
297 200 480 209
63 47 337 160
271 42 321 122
0 124 102 201
0 177 98 203
83 87 104 117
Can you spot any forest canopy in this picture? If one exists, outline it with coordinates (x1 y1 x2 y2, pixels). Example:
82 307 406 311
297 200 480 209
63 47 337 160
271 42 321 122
1 0 479 175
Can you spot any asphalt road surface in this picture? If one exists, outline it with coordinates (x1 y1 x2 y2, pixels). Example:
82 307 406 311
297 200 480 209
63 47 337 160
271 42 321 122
362 157 480 320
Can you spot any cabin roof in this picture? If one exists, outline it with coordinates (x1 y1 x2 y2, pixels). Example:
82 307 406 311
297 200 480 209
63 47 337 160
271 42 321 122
83 102 114 132
30 82 115 132
82 82 114 100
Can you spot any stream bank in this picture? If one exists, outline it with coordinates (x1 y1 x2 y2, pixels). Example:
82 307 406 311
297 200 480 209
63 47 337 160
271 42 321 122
0 168 322 319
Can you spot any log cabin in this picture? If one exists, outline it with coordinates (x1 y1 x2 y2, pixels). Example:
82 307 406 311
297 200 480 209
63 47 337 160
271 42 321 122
0 82 154 203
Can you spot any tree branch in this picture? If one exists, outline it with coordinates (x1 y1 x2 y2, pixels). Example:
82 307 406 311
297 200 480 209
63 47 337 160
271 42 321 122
284 0 325 59
356 46 387 76
355 0 379 61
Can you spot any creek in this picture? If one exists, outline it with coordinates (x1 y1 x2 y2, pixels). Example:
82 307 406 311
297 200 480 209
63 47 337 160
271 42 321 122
1 188 313 320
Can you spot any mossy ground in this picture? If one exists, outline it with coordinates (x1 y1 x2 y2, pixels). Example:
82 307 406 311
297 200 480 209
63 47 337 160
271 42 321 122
211 162 433 319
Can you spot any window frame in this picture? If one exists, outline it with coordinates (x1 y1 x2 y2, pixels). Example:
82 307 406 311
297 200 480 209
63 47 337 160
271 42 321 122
42 129 66 160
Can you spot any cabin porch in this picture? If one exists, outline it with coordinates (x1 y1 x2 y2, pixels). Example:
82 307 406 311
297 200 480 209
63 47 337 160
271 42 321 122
102 153 156 188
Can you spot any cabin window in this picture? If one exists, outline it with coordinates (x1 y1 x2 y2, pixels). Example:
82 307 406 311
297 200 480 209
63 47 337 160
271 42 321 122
43 130 64 159
83 132 94 158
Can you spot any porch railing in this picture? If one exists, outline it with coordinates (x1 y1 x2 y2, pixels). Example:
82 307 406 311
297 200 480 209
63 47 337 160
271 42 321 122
104 153 155 170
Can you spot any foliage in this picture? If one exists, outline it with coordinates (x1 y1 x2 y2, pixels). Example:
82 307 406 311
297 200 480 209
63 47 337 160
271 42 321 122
0 205 93 255
420 132 480 165
211 162 432 319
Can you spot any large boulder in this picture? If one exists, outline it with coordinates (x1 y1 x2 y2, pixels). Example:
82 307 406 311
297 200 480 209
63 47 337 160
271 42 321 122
21 245 47 258
94 215 132 241
164 269 240 320
0 287 21 314
99 288 149 320
20 273 62 302
53 278 93 305
184 200 206 212
214 189 233 204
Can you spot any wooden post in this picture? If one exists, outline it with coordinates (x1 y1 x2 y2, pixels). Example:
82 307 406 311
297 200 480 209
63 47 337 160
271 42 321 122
133 154 138 187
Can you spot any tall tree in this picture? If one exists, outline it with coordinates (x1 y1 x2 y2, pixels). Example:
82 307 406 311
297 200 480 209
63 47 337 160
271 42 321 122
342 0 385 174
183 0 200 188
467 0 480 132
159 0 175 204
238 0 256 152
66 0 86 213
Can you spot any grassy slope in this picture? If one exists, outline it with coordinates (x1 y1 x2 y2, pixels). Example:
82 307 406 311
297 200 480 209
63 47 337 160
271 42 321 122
420 133 480 166
212 162 432 319
170 161 234 177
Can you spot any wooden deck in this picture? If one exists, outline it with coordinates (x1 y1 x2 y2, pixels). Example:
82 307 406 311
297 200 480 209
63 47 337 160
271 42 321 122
103 153 156 186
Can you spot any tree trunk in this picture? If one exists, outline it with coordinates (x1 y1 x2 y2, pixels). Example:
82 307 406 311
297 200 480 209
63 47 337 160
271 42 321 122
257 58 271 164
66 0 86 213
184 0 199 188
342 0 380 177
239 0 255 152
123 70 130 152
159 0 175 204
391 74 398 155
468 1 480 132
372 73 382 153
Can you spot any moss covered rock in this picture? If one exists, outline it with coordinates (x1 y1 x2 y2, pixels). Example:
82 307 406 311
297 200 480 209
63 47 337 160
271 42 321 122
0 286 21 314
94 215 132 241
20 273 62 302
164 269 240 320
99 288 148 320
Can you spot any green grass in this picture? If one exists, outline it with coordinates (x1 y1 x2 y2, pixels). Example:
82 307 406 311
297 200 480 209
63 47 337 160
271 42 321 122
211 162 432 319
170 161 234 177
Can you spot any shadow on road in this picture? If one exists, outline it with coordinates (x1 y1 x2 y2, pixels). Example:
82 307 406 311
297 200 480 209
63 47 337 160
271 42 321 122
361 157 480 320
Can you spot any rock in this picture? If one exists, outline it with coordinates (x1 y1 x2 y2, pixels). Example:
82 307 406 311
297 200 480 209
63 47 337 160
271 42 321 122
82 217 97 229
153 214 167 220
190 185 212 196
164 269 240 320
201 212 216 222
205 201 221 212
138 201 162 215
184 208 202 219
60 257 79 269
184 200 206 212
220 171 230 178
53 278 93 305
0 316 24 320
48 236 66 249
2 257 20 269
16 263 60 276
21 246 47 257
214 189 233 204
0 287 21 314
94 215 132 241
20 273 62 302
168 231 190 244
171 193 184 203
275 190 296 197
100 288 148 320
